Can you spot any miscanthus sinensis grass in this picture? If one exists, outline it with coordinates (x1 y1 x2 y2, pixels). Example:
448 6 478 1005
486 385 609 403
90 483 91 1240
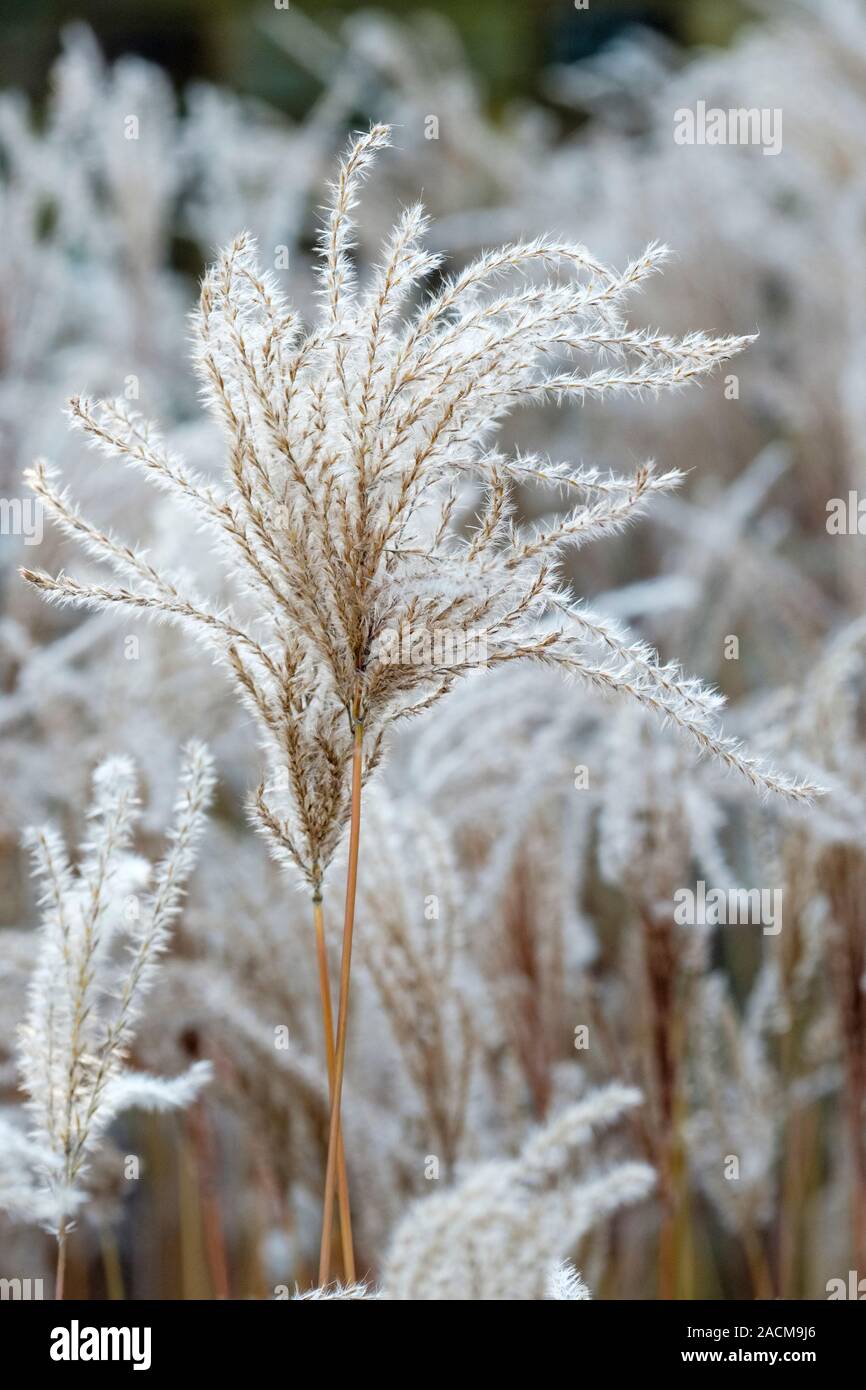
294 1085 647 1300
0 743 213 1295
380 1082 652 1300
21 122 816 1283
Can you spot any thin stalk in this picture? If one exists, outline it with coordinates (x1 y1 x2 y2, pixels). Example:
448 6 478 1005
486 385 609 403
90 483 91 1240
178 1129 209 1299
318 716 364 1284
313 893 356 1281
778 1088 804 1297
641 910 681 1299
99 1222 125 1301
191 1100 231 1299
55 1222 67 1300
823 846 866 1275
658 1159 677 1300
671 1086 693 1298
742 1226 774 1301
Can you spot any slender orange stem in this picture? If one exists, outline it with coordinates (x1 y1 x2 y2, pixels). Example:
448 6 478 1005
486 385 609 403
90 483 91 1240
99 1222 125 1301
742 1226 774 1301
319 717 364 1284
313 895 356 1282
56 1222 67 1300
191 1100 231 1299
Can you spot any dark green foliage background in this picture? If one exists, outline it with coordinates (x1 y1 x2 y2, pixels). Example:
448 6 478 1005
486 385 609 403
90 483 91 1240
0 1 749 111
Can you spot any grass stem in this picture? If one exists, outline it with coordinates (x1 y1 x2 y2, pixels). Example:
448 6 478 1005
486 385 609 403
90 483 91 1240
318 716 364 1284
313 894 356 1282
55 1222 67 1300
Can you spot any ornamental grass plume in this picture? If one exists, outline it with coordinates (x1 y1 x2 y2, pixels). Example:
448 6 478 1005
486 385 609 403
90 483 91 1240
292 1089 644 1300
380 1083 654 1300
0 743 214 1297
22 122 816 1284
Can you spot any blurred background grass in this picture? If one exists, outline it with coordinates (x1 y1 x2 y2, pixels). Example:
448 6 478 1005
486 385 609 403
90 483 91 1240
0 0 751 111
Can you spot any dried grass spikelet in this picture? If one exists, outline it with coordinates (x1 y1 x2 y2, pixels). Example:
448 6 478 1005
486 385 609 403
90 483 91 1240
380 1083 654 1300
292 1280 382 1301
547 1261 593 1300
3 743 214 1293
22 123 813 847
292 1264 593 1301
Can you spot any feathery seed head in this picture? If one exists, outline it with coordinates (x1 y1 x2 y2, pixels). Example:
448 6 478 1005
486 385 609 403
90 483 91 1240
22 125 813 897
